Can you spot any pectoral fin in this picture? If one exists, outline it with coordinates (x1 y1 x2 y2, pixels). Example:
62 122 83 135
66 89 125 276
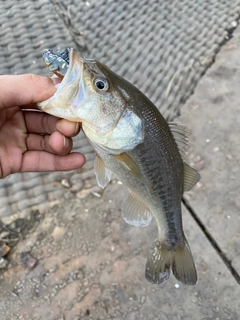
94 155 112 188
183 162 200 192
114 153 141 179
121 190 152 227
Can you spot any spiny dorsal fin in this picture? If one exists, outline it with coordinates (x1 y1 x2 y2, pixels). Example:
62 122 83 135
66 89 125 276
94 155 112 188
168 123 188 158
114 153 141 179
121 190 152 227
183 162 201 192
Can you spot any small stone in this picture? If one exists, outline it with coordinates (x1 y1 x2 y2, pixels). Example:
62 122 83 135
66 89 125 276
51 226 66 241
61 178 71 188
0 258 9 269
91 192 101 198
0 244 11 257
20 252 38 269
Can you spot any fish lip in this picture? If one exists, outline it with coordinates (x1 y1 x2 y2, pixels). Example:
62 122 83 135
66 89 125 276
52 47 84 94
46 47 84 85
61 47 82 80
82 56 95 62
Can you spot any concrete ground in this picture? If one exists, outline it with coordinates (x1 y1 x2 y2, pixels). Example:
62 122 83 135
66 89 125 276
0 18 240 320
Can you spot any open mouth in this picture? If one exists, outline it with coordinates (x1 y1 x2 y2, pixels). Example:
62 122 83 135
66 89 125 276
38 47 85 121
42 48 84 92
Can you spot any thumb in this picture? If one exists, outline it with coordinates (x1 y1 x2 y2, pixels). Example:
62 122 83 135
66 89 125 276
0 74 56 109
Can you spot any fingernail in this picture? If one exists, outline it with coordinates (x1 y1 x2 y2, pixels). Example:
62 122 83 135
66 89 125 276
63 135 69 148
74 122 80 135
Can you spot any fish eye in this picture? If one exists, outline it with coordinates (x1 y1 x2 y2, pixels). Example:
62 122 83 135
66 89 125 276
94 78 109 91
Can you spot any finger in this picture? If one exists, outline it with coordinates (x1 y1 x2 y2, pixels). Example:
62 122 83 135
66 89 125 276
20 151 86 173
24 111 59 134
56 119 81 137
24 111 81 136
0 74 56 109
26 132 73 155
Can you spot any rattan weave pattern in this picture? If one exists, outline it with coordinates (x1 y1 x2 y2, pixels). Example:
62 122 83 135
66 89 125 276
0 0 239 219
61 0 239 118
0 0 74 75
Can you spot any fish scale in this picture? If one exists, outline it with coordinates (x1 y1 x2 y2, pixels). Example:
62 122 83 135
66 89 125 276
129 103 184 238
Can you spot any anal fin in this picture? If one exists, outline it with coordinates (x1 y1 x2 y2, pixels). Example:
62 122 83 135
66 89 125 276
121 190 152 227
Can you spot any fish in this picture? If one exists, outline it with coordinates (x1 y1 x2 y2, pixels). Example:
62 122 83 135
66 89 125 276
38 48 200 285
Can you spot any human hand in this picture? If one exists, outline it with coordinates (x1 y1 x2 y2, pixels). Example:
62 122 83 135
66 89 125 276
0 74 85 179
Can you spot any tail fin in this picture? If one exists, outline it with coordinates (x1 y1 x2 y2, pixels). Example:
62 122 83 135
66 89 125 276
145 237 197 285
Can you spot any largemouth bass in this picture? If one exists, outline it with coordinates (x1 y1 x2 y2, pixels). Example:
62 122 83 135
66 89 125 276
39 48 200 285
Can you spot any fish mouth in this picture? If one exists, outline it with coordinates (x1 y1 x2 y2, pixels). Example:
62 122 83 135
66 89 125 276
38 48 85 120
40 47 86 94
49 48 96 85
52 47 83 88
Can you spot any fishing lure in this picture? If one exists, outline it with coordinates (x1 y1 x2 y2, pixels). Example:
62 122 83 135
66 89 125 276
43 48 70 79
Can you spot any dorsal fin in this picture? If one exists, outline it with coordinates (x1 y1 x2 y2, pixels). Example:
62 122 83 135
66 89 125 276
183 162 201 192
168 123 188 158
169 123 200 191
